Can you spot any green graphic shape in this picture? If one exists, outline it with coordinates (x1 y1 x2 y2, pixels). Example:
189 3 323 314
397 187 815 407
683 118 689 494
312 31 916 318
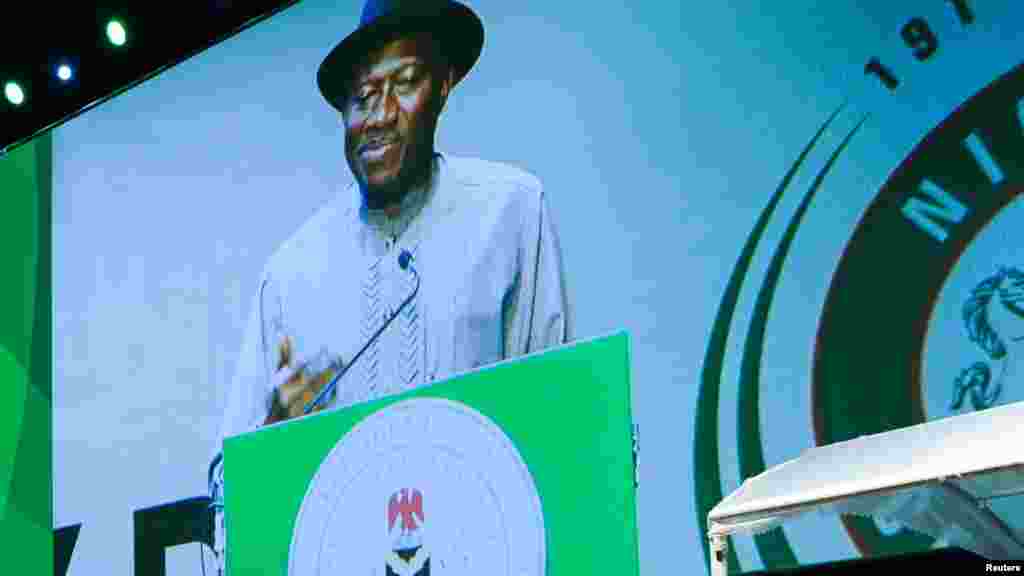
693 105 844 575
814 61 1024 559
0 134 53 574
737 114 868 571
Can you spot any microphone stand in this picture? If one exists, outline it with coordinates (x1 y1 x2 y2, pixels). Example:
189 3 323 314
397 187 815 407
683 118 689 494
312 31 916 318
303 250 420 415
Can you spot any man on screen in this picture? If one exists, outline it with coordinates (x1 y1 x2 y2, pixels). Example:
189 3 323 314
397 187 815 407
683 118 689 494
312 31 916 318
208 0 571 569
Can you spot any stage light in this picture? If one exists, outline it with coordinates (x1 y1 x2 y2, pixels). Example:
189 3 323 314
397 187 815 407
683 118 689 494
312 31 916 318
106 19 127 47
57 65 74 82
4 81 25 106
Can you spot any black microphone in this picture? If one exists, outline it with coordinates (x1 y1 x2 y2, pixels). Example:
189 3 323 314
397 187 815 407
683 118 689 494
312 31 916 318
303 249 420 414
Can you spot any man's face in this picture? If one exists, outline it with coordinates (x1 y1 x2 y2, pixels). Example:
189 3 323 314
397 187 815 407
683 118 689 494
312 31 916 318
342 35 451 206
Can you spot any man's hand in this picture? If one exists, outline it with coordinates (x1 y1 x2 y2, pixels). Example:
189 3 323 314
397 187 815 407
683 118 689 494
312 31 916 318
263 338 338 425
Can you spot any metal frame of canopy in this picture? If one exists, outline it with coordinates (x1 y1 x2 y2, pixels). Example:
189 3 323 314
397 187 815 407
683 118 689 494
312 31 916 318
706 401 1024 576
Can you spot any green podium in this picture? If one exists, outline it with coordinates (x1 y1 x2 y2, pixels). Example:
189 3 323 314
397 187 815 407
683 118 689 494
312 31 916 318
223 332 638 575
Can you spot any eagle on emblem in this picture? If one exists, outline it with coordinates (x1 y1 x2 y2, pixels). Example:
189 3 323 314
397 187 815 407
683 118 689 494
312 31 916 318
951 266 1024 411
386 488 429 576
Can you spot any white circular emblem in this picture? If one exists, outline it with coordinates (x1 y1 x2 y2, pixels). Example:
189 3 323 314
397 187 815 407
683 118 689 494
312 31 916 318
289 398 546 576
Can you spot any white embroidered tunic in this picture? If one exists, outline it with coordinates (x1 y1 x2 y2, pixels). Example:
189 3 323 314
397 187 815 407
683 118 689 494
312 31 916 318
208 154 572 563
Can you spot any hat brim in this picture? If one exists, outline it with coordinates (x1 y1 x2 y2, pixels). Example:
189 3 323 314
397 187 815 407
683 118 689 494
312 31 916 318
317 2 484 112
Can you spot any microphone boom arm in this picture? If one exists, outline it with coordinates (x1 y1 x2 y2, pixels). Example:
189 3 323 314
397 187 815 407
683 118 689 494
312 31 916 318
303 253 420 415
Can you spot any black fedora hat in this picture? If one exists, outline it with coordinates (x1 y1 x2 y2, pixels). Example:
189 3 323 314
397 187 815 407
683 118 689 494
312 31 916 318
317 0 484 112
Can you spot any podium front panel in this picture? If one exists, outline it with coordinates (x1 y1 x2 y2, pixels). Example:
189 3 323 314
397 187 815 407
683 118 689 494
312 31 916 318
223 332 638 576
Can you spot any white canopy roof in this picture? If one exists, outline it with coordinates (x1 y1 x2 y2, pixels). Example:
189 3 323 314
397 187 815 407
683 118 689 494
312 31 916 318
708 401 1024 562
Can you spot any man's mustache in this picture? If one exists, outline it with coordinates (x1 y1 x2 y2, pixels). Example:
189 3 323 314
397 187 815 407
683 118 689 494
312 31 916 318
357 134 401 154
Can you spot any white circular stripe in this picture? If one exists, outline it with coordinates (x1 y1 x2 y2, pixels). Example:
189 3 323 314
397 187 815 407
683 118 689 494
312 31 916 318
290 398 546 575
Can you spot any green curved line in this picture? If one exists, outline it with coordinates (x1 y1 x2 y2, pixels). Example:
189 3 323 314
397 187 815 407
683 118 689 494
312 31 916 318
694 104 846 574
737 114 870 571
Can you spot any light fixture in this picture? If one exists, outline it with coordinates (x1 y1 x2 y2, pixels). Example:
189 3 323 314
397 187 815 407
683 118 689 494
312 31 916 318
4 81 25 106
57 64 74 82
106 19 127 47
